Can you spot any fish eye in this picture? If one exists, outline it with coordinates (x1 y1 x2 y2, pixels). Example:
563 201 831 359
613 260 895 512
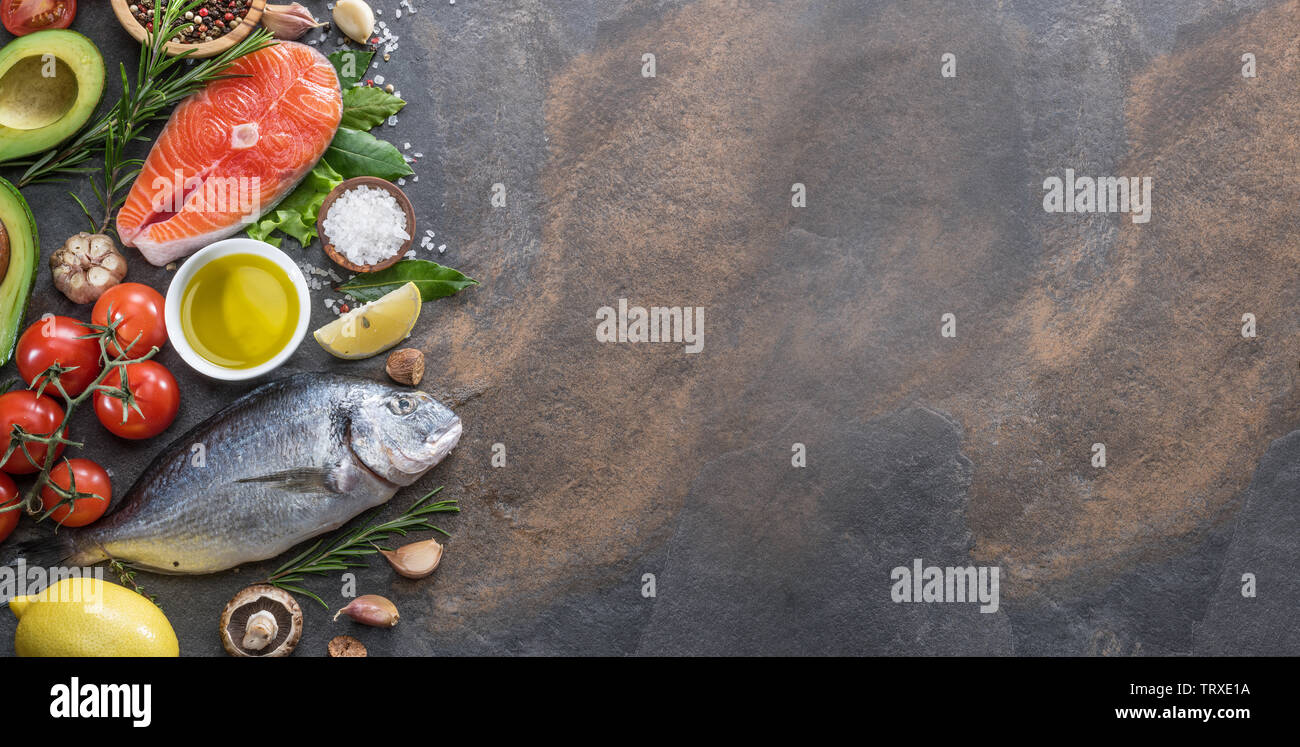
388 396 416 415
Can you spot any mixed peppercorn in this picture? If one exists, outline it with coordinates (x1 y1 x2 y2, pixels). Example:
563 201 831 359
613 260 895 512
130 1 252 44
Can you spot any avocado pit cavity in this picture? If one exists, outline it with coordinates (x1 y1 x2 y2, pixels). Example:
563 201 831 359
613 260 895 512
0 56 78 131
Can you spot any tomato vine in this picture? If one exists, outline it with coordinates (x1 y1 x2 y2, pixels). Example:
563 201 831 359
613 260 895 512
0 314 158 521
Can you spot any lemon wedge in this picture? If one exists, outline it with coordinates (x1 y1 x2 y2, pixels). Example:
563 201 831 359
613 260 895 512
314 281 421 359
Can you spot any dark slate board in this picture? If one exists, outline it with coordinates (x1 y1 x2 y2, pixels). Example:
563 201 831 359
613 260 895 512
1 0 1296 656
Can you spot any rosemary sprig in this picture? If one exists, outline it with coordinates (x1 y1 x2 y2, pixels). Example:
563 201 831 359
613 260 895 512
14 0 276 233
109 559 157 605
265 488 459 607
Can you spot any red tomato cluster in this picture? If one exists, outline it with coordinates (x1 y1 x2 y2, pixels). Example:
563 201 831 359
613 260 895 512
0 283 179 536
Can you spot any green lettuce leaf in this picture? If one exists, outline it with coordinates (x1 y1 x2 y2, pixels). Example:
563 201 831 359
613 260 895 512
336 260 479 303
246 159 344 247
341 86 407 130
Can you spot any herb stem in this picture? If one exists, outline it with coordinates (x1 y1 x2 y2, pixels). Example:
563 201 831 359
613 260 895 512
264 488 459 607
12 0 276 236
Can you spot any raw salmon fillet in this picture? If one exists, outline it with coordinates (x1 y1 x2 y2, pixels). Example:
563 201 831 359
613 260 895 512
117 42 342 265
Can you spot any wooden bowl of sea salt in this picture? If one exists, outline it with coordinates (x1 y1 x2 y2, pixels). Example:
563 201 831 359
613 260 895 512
318 177 416 273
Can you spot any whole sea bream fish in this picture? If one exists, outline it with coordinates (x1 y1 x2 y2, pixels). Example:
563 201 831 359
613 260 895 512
10 374 461 574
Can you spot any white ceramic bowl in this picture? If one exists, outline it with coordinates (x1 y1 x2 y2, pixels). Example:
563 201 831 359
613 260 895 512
164 238 311 381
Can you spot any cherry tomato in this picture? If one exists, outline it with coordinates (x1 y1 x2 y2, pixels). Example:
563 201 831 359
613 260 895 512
40 458 110 527
94 361 179 440
92 283 167 358
15 316 101 397
0 0 75 35
0 472 19 544
0 390 65 474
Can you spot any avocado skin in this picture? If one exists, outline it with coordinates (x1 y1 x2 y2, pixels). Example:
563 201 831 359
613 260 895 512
0 177 38 367
0 30 106 164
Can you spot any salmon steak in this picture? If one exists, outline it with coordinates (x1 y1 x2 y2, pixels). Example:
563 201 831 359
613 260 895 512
117 42 342 266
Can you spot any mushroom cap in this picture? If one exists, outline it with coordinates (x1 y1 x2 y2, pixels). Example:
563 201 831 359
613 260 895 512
219 584 303 657
328 635 368 657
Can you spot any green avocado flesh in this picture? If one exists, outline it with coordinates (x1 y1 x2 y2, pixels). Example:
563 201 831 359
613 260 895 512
0 30 105 164
0 177 38 367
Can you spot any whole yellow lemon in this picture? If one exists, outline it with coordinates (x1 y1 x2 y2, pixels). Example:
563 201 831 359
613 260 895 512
8 576 178 657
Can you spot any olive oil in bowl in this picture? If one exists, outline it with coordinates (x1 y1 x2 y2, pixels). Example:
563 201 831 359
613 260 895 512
180 253 300 370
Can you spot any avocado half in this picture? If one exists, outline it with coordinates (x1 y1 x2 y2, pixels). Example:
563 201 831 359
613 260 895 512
0 177 38 367
0 30 105 164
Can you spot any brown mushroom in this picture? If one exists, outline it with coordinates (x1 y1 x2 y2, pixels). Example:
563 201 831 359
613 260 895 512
328 635 368 657
50 232 127 304
219 585 303 657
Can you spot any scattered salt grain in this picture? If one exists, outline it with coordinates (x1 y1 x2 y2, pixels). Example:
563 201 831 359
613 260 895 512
321 186 410 266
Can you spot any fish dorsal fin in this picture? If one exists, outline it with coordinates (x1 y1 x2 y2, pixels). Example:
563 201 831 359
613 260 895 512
237 467 341 494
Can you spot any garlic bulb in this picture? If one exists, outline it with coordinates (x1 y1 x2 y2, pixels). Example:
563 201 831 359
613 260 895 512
333 0 375 45
50 232 127 304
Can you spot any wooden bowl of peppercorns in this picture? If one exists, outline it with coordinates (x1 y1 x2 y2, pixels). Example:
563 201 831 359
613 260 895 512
111 0 268 59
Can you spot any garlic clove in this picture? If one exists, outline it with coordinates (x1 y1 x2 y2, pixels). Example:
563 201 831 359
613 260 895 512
261 3 324 41
379 538 443 579
333 0 375 45
333 594 400 627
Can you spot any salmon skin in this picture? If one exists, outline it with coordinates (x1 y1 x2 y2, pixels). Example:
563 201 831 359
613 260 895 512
3 374 462 575
116 42 342 266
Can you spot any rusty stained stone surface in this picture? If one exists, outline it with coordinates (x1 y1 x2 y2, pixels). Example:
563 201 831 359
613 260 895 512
1 0 1298 655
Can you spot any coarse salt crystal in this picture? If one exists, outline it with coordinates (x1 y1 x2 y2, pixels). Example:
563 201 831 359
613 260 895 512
321 186 410 266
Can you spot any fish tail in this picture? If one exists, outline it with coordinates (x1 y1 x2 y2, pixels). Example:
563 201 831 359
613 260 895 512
0 529 86 570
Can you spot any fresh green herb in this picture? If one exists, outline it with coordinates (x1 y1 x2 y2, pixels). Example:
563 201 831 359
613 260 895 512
16 0 276 234
264 488 459 608
250 55 411 246
109 560 157 605
340 86 407 130
246 160 344 247
337 260 479 303
328 49 375 88
323 127 414 181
